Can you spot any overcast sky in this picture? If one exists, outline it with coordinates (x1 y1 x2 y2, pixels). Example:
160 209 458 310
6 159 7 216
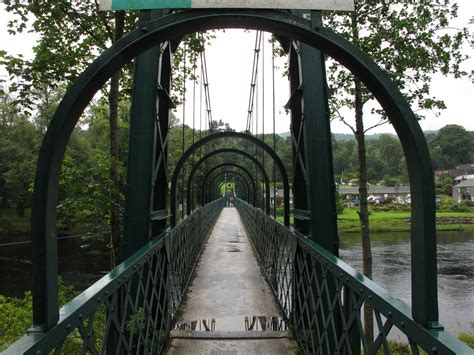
0 1 472 135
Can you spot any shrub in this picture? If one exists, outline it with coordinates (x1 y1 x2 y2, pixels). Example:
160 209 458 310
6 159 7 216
448 202 470 212
0 279 78 351
459 332 474 348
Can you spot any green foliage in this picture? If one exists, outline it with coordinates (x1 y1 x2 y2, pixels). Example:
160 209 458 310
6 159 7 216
437 194 456 211
335 190 345 215
3 1 137 111
0 99 41 215
429 125 474 169
326 2 469 122
0 291 32 351
435 176 454 196
459 332 474 348
0 279 78 352
448 201 472 213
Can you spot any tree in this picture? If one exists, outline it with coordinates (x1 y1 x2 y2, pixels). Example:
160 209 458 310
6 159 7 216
1 4 212 264
431 124 474 169
325 1 470 343
2 1 137 266
1 116 40 217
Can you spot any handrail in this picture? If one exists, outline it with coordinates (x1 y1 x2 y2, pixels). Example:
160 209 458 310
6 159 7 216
5 199 225 354
235 198 471 354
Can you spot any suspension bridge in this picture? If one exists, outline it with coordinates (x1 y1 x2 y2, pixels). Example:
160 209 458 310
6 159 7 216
4 4 472 355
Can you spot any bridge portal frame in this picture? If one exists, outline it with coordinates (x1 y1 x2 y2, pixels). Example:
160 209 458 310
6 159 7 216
184 148 273 216
214 172 250 202
170 132 290 226
200 163 256 206
28 8 438 331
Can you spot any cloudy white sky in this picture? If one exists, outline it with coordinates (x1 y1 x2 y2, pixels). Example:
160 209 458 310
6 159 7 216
0 1 472 135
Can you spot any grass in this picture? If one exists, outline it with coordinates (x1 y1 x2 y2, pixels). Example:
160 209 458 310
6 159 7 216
337 208 474 233
274 207 474 233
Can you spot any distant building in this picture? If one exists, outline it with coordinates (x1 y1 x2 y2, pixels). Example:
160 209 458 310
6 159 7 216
339 186 411 204
447 164 474 183
453 179 474 202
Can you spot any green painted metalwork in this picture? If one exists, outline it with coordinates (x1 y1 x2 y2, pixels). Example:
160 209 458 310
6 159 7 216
27 6 440 333
209 171 249 203
170 132 290 226
6 199 224 354
184 148 270 215
235 199 472 355
199 163 256 205
297 12 339 256
202 169 253 205
216 174 250 202
124 11 169 258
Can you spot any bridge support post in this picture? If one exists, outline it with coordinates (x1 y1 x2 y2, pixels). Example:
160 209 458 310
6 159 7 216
123 11 171 256
299 11 339 255
289 10 343 353
119 10 172 353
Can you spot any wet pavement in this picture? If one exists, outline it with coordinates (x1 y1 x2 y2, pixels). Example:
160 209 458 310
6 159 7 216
166 208 297 354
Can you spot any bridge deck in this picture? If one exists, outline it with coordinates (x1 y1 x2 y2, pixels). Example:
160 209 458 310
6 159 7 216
166 207 297 354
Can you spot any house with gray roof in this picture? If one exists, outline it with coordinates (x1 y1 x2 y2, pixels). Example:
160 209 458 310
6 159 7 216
453 179 474 202
339 186 411 203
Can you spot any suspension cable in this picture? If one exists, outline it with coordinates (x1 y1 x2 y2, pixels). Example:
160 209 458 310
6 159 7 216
262 32 265 199
200 37 213 133
246 31 263 132
181 44 186 218
272 40 277 219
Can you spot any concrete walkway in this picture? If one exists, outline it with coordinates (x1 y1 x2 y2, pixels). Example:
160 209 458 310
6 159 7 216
166 207 297 354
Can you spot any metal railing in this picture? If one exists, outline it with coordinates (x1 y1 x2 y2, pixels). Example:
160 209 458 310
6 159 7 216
235 199 471 355
6 199 225 355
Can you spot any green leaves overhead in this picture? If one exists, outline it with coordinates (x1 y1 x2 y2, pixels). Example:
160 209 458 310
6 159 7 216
325 0 470 122
3 1 137 111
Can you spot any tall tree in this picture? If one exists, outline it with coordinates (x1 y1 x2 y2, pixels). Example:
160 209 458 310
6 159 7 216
325 1 470 343
431 124 474 169
2 1 137 266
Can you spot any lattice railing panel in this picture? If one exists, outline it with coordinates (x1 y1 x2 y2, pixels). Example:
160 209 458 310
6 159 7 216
6 199 225 355
235 199 471 355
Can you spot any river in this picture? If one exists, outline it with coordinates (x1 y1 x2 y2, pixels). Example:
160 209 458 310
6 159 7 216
339 230 474 335
0 230 472 335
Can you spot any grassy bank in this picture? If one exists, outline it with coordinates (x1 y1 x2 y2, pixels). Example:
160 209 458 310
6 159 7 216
273 207 474 233
338 208 474 233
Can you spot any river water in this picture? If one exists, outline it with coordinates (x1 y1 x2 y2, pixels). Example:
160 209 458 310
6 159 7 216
0 230 472 335
339 230 474 335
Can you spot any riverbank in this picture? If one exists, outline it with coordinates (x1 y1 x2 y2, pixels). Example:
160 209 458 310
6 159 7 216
337 208 474 233
2 207 474 238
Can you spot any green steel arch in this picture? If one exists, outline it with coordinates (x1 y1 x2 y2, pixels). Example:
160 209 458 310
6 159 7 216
198 163 256 206
171 132 290 226
208 170 252 204
29 9 438 329
214 173 249 201
184 148 275 216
